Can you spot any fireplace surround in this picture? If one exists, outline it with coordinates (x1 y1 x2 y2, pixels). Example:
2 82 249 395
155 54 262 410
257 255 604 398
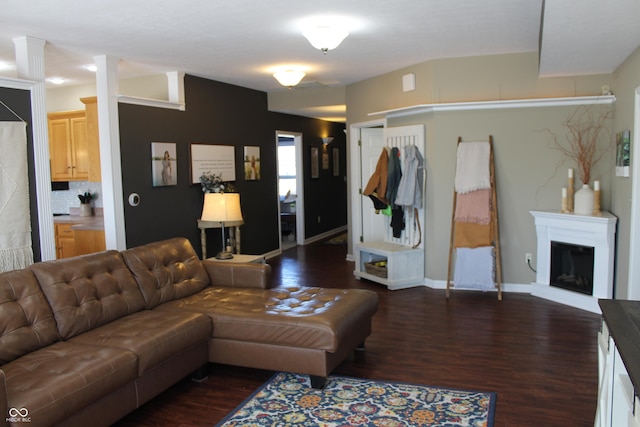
530 210 617 313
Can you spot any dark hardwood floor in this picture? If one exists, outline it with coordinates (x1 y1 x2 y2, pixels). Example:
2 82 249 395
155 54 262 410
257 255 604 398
114 239 601 426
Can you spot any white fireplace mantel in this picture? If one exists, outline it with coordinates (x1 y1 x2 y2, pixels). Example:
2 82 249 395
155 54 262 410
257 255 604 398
530 210 617 313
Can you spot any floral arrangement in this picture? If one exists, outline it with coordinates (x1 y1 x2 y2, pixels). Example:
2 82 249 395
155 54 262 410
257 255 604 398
199 172 235 193
547 104 614 185
77 191 93 204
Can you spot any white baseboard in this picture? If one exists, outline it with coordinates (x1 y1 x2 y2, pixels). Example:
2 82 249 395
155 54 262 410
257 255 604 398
303 225 348 245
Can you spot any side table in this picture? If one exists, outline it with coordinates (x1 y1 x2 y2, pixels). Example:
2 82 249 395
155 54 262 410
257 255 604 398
206 254 265 264
197 219 243 260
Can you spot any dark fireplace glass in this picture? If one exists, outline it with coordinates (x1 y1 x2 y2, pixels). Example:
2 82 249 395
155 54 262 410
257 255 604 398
550 241 594 295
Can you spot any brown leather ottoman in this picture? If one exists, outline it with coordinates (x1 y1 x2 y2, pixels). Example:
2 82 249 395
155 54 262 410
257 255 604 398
156 285 379 387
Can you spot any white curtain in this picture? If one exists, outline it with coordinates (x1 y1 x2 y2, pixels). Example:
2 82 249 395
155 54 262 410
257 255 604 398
0 121 33 272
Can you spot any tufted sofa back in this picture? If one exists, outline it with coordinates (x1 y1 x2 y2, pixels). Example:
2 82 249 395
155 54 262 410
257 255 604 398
30 250 146 339
122 237 210 309
0 269 61 364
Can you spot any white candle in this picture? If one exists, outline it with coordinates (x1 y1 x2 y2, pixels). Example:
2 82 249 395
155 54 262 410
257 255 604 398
562 187 567 198
594 180 600 191
568 168 573 178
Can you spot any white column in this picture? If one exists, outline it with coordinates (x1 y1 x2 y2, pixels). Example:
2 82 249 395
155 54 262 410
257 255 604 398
94 55 126 250
166 71 185 109
13 36 56 261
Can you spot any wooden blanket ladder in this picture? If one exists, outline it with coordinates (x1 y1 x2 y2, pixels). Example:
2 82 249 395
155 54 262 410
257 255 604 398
446 136 502 300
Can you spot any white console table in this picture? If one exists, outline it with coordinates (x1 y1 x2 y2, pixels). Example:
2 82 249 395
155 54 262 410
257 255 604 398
197 219 243 260
354 241 424 290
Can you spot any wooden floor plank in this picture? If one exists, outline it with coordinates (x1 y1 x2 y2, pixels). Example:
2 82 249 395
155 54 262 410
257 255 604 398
114 240 600 426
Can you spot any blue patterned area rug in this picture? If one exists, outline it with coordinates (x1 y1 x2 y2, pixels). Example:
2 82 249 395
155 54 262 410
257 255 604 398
216 372 496 426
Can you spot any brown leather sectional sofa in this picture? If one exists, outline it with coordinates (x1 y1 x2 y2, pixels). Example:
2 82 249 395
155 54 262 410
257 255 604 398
0 237 379 427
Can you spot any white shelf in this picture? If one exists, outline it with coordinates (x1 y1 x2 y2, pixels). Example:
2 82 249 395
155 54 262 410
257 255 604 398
369 95 616 119
354 241 424 290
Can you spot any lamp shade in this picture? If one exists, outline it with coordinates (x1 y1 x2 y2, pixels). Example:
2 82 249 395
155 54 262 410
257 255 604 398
303 25 349 53
201 193 243 223
273 70 306 87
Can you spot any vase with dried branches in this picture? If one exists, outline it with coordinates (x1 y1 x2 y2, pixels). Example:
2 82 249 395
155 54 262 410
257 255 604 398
546 104 613 214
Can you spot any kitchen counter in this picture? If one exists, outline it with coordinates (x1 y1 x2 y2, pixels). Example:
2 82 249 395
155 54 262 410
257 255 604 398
53 214 104 231
599 299 640 395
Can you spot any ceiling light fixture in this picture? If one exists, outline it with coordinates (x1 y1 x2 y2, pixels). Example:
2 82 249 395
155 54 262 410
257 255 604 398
47 77 67 85
303 23 349 54
273 70 306 88
83 64 97 72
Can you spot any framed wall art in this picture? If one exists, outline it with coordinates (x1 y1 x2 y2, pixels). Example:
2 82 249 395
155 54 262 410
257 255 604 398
190 143 236 184
244 146 261 180
616 130 630 177
333 148 340 176
151 142 177 187
311 147 319 179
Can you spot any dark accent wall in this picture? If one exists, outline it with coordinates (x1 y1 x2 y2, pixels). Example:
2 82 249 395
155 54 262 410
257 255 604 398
118 75 346 257
0 87 39 261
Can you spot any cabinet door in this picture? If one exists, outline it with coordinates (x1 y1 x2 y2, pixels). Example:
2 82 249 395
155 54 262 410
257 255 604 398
49 118 74 181
57 236 76 259
48 111 88 181
74 230 106 256
70 117 89 180
55 224 76 259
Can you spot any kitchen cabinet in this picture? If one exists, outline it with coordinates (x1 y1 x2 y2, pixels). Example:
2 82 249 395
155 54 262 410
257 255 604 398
48 110 89 181
54 223 76 259
80 96 101 182
74 229 106 256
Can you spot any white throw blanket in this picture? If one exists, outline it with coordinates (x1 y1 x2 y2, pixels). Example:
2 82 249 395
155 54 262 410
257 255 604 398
454 141 491 194
0 121 33 272
453 246 495 291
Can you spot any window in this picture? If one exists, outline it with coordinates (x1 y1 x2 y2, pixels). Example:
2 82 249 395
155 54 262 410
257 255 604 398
278 141 296 198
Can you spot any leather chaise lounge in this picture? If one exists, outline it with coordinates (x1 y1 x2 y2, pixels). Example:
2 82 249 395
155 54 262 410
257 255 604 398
0 237 379 427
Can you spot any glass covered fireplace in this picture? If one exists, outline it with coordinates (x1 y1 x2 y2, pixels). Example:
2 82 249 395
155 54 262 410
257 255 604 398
550 241 594 295
530 210 616 313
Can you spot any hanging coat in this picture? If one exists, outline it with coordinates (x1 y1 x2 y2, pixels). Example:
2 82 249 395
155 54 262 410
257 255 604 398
395 145 424 208
386 147 402 207
363 148 390 208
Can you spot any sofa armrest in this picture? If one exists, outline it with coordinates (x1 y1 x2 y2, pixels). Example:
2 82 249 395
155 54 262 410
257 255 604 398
0 369 7 427
202 260 272 289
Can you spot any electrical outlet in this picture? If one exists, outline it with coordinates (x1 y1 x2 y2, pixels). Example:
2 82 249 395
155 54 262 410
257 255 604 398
525 253 532 264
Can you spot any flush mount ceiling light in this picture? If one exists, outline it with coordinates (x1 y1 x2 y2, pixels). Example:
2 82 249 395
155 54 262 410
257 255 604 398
47 77 67 85
273 69 306 88
303 23 349 54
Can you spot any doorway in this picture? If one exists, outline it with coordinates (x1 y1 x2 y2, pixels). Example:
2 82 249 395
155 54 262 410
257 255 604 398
276 131 304 251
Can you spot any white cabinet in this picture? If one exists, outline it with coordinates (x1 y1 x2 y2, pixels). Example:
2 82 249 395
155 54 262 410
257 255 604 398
596 320 640 427
354 241 424 290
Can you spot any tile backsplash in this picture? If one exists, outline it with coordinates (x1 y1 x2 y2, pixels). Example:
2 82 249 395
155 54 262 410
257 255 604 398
51 181 103 214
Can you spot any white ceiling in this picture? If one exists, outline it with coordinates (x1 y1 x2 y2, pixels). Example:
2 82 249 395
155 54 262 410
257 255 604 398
0 0 639 120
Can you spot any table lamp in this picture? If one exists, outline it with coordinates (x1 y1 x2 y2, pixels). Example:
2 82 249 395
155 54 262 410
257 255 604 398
200 193 243 259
